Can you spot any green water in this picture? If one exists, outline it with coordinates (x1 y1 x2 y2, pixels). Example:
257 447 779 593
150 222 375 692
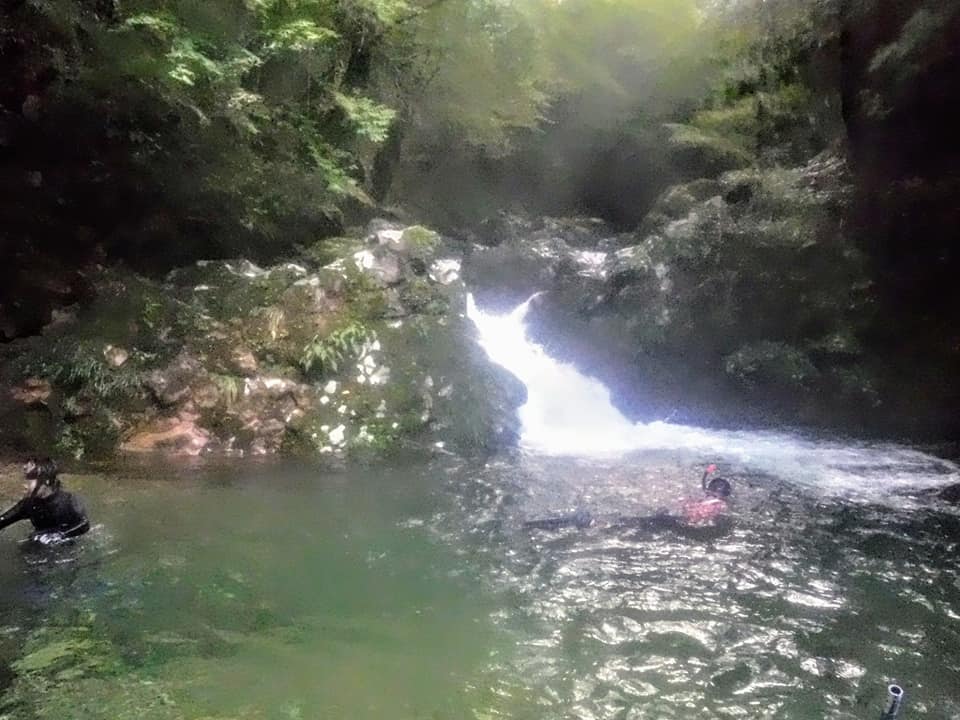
0 455 958 719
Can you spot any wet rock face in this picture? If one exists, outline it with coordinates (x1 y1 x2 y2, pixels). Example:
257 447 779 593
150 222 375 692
0 220 524 460
463 214 625 312
593 153 867 378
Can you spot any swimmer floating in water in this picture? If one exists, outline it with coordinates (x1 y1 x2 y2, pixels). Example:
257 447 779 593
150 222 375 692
0 458 90 545
524 464 732 532
681 463 731 524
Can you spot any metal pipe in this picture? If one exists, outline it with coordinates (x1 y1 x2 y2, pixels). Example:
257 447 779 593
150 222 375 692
880 684 904 719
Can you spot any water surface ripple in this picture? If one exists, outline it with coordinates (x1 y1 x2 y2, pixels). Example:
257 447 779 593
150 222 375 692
446 455 960 719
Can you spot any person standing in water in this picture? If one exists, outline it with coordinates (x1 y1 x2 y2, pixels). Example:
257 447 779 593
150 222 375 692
0 458 90 544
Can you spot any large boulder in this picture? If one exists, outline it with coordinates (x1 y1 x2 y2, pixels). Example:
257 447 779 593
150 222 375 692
596 152 865 362
0 223 525 459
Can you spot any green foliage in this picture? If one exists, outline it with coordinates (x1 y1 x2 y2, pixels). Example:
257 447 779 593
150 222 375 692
55 424 93 461
301 322 373 376
265 19 339 53
400 225 439 253
11 340 139 459
114 0 404 209
353 0 412 25
674 0 841 172
299 237 363 267
334 92 397 143
385 0 708 224
3 0 408 264
140 297 166 331
396 0 552 154
18 342 143 403
210 373 243 407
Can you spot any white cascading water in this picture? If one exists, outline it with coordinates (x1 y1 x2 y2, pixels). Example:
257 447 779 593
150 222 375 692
467 293 959 499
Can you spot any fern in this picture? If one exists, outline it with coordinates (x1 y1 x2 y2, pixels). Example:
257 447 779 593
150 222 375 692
211 373 243 407
19 343 143 402
334 93 396 143
266 20 338 53
123 12 177 36
301 322 373 377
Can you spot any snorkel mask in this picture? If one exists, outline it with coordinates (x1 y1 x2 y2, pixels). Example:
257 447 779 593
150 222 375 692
701 464 731 498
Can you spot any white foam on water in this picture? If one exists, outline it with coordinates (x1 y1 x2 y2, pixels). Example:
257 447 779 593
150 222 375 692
467 293 959 500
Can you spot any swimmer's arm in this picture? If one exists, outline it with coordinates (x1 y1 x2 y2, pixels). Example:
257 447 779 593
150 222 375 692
59 519 90 538
0 498 31 531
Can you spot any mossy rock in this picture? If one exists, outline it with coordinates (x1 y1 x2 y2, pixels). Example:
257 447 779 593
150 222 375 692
298 237 364 268
399 226 441 261
665 123 754 177
399 277 449 315
338 264 390 321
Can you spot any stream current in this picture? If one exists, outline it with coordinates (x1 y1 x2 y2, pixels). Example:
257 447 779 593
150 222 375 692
0 296 958 719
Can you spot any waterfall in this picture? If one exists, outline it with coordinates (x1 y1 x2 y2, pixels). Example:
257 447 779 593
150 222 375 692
467 293 959 499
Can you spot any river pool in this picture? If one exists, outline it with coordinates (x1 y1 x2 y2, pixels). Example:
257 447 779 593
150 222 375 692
0 451 957 719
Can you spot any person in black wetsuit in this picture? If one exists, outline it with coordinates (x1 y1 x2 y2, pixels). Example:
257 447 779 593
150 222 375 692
0 458 90 544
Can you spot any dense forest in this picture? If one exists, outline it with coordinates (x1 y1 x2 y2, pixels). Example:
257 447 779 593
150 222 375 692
2 0 959 457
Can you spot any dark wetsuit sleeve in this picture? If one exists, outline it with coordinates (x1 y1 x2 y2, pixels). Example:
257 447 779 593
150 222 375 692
44 494 89 538
62 494 90 537
0 498 32 531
